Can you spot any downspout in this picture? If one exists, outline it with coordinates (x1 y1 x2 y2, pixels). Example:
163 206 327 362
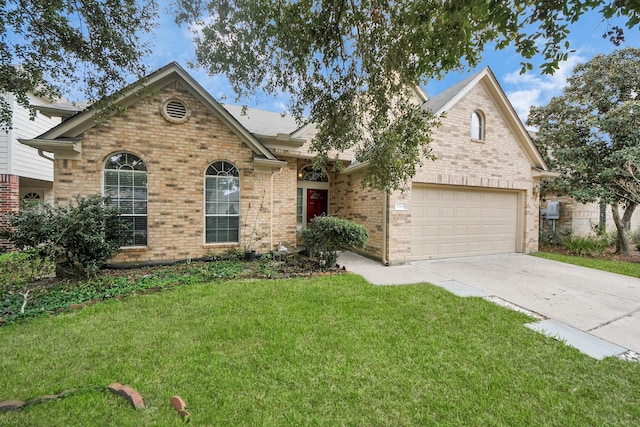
382 190 389 266
38 150 54 162
270 167 283 250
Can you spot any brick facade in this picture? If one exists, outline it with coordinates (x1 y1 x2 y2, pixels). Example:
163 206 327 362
0 174 19 249
53 82 297 263
333 80 542 264
541 195 640 237
40 64 548 266
406 82 540 257
332 170 385 260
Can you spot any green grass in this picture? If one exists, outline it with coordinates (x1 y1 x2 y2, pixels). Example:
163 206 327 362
534 251 640 278
1 275 639 426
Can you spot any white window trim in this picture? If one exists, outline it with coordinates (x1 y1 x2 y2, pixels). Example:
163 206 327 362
471 110 485 141
101 152 148 248
203 161 241 245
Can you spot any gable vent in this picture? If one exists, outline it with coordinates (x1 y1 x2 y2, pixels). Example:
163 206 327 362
161 98 190 123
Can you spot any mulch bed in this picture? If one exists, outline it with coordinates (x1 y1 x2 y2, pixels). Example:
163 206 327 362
540 244 640 263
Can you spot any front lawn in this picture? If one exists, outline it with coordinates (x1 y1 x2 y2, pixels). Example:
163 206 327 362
534 251 640 278
1 275 639 426
0 275 640 426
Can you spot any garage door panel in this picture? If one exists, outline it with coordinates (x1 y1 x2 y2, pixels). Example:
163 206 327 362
411 186 519 260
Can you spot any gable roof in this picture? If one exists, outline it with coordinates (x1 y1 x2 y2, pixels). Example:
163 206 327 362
424 67 550 171
423 71 482 114
20 62 278 161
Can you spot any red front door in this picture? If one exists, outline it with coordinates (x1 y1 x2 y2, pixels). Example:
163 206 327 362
307 189 328 223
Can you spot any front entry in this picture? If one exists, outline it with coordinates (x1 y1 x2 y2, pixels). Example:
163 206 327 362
307 189 328 223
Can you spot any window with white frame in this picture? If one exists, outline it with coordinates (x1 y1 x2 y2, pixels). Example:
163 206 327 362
205 161 240 243
471 110 485 140
103 152 148 246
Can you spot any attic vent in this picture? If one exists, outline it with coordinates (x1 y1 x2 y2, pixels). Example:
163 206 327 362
161 98 190 123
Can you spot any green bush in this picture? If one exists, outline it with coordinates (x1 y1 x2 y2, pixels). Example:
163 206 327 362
629 227 640 243
0 251 55 295
590 223 618 247
299 216 369 268
539 228 570 246
1 196 127 278
563 236 607 257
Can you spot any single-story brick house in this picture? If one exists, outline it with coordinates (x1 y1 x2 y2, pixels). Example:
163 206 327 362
20 62 553 265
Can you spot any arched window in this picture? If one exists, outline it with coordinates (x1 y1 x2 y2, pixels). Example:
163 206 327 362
22 192 42 203
471 110 485 140
205 161 240 243
103 152 148 246
298 165 329 182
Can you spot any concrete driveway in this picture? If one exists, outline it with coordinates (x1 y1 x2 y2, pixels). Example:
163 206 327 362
337 252 640 360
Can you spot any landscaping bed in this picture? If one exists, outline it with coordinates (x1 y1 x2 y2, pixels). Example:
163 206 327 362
540 244 640 263
0 253 343 327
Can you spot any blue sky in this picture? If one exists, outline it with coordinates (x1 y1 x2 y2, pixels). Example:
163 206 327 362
137 6 638 127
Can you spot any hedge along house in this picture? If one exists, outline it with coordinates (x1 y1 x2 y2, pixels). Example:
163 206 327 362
20 63 553 265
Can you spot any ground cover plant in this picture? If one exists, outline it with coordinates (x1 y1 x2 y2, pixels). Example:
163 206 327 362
0 252 334 326
0 275 638 426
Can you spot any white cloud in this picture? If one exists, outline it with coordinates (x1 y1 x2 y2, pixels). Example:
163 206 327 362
507 89 541 124
504 52 586 127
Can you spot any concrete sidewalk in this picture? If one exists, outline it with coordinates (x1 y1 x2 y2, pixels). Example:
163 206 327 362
337 252 640 360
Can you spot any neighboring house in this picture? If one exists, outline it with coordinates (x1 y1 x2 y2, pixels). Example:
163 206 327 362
19 63 553 265
540 196 640 237
0 94 80 247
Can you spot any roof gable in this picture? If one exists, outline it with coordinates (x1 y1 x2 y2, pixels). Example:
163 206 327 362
424 67 548 171
30 62 277 161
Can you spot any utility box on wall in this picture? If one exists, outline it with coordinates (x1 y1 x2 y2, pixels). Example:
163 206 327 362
545 201 560 220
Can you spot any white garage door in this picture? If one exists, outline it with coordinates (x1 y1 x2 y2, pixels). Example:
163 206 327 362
411 186 520 260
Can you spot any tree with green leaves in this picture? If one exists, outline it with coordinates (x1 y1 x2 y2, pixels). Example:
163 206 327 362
528 48 640 254
175 0 640 190
1 0 158 130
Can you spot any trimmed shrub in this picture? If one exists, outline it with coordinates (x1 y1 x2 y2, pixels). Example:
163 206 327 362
299 216 369 268
1 196 127 278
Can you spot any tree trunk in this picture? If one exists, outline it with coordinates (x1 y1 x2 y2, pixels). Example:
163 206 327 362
611 202 632 255
623 202 636 232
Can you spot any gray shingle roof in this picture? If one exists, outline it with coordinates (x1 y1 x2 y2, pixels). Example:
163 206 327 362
223 104 301 136
423 68 487 114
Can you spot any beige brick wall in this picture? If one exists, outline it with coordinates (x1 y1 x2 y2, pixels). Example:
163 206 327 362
334 80 542 264
54 81 297 264
332 170 385 259
541 195 640 237
406 81 540 255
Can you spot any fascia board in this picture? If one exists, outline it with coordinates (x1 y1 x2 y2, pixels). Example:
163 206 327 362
34 63 278 161
479 71 550 171
18 137 82 159
253 158 288 168
433 69 489 116
343 161 369 174
256 133 306 148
